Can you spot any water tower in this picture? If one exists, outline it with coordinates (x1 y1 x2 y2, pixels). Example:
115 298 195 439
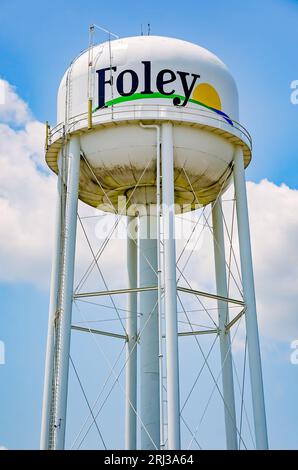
41 33 268 450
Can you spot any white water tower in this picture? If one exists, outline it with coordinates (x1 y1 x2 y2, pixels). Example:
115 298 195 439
41 34 268 450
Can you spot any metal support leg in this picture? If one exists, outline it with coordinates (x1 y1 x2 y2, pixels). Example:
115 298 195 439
212 198 237 450
233 146 268 450
161 122 181 450
125 216 138 450
40 151 64 450
53 136 81 450
139 210 160 450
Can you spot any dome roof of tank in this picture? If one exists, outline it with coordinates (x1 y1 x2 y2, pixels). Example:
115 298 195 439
58 35 235 90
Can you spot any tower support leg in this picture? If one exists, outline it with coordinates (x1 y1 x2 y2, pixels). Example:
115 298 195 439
52 135 81 450
40 150 64 450
233 146 268 450
161 122 181 450
139 210 160 450
125 216 138 450
212 198 237 450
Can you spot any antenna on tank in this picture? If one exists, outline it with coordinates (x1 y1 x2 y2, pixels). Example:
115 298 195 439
87 25 95 129
87 24 118 124
92 24 119 39
141 24 143 36
148 23 151 35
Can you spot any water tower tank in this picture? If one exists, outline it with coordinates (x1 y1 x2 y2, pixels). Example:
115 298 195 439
45 35 251 211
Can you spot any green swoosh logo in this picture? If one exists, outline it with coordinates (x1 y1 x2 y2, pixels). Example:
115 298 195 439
93 92 233 126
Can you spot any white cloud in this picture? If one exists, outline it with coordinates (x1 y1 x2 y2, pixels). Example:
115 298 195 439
0 79 297 344
0 79 124 289
0 82 55 286
248 180 298 342
182 180 298 343
0 79 31 124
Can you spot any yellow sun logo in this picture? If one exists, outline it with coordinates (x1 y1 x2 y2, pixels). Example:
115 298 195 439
192 83 222 111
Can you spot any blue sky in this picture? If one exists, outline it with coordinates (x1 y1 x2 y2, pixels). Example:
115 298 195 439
0 0 298 185
0 0 298 450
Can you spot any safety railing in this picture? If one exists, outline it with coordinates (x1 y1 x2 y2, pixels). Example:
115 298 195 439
46 102 252 151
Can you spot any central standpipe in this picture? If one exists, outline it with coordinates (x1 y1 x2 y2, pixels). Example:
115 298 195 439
212 199 237 450
161 122 181 449
139 209 160 450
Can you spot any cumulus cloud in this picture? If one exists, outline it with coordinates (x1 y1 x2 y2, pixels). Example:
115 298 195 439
248 180 298 342
0 79 125 289
0 79 31 125
0 81 55 286
0 79 297 343
180 180 298 343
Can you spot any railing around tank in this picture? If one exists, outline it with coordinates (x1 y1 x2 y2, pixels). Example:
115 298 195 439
46 102 252 151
